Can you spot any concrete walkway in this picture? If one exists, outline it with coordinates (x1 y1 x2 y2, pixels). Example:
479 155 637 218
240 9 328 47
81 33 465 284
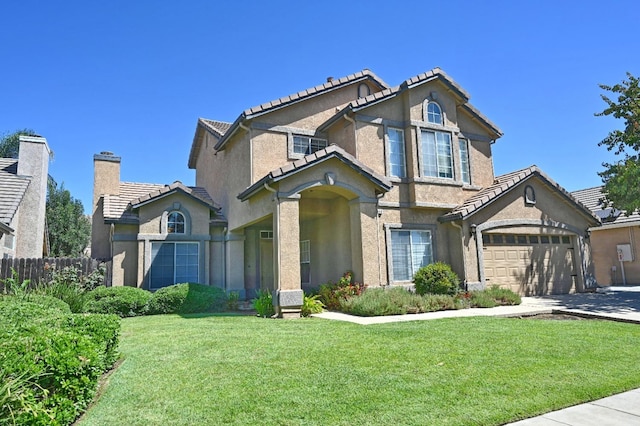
313 286 640 425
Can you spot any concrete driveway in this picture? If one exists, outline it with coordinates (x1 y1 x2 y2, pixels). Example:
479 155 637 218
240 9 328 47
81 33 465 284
524 285 640 323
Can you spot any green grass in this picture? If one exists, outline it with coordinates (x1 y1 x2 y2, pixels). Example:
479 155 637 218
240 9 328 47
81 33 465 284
79 315 640 426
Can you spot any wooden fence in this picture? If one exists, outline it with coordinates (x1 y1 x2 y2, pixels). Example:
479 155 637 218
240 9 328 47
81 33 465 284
0 257 112 291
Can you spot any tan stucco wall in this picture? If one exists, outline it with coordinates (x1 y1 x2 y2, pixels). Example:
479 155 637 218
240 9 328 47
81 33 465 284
111 240 137 287
590 226 640 285
92 156 121 259
137 193 211 236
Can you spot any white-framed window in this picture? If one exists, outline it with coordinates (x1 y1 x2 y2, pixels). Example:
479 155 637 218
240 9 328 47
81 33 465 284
459 138 471 184
390 229 433 281
3 233 15 250
260 230 274 239
293 135 327 155
421 130 452 179
150 242 199 289
167 211 185 234
426 101 443 125
300 240 310 284
387 127 407 178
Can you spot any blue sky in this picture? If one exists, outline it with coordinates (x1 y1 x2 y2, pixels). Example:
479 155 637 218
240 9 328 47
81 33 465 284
1 0 638 213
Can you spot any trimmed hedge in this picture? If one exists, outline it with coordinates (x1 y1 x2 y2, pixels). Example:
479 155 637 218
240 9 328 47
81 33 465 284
84 285 152 317
0 297 120 425
413 262 461 295
146 283 228 315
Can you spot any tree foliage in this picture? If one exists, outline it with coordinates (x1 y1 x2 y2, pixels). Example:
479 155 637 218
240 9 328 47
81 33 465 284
46 180 91 257
596 72 640 214
0 128 38 158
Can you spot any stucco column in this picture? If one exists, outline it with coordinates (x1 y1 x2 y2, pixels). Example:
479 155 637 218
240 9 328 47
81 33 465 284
273 194 303 318
226 231 245 296
349 200 380 286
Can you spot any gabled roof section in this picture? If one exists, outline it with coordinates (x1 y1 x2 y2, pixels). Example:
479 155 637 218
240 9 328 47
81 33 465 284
440 166 599 223
212 70 389 153
319 68 502 138
571 186 640 226
188 118 232 169
238 144 393 201
0 158 30 231
102 181 219 224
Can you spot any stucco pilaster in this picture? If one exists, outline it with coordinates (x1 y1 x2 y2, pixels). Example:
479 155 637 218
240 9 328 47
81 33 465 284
273 195 303 317
349 200 381 286
226 231 245 295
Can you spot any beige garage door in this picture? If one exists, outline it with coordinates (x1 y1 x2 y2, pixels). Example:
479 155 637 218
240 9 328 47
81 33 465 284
483 234 576 296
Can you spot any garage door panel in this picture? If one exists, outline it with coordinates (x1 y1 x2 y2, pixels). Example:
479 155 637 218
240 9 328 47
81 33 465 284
483 234 576 296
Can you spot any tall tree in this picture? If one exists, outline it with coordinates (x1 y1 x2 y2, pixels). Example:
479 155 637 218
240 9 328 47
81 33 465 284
596 73 640 214
0 128 38 158
46 179 91 257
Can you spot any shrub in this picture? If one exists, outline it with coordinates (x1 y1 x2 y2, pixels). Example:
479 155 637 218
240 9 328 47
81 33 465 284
318 271 366 310
470 291 497 308
341 287 419 316
482 285 522 305
147 283 228 315
413 262 461 296
84 286 152 317
23 294 72 314
422 293 458 311
227 291 240 311
301 294 324 317
0 268 31 297
253 289 275 318
0 298 120 425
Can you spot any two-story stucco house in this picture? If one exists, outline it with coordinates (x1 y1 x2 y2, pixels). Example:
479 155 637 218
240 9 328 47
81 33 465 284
92 68 599 317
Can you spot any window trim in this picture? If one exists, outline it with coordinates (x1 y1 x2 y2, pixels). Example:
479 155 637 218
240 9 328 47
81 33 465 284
289 134 327 158
424 100 444 125
300 239 311 285
385 223 437 284
385 126 407 179
419 129 453 180
458 138 471 185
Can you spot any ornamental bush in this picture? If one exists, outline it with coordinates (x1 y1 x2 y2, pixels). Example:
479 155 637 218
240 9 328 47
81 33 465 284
0 297 120 425
318 271 366 310
146 283 228 315
253 289 275 318
413 262 461 296
84 285 152 317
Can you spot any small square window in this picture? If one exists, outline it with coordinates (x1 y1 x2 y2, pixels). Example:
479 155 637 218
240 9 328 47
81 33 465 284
517 235 527 244
540 236 550 244
492 235 504 244
482 234 490 245
529 235 539 244
562 236 570 244
551 236 560 244
505 235 516 244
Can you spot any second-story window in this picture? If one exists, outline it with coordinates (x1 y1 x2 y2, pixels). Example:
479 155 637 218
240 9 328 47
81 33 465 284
293 135 327 155
421 130 452 179
167 211 185 234
387 128 407 178
426 102 443 125
459 139 471 184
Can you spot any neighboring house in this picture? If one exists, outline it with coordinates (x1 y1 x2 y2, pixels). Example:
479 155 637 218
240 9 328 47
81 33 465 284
572 186 640 285
0 136 51 259
93 68 599 317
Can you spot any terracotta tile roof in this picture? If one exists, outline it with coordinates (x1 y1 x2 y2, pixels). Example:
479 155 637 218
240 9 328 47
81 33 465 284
211 69 390 153
440 165 598 223
571 186 640 226
0 158 30 231
199 118 232 137
337 68 502 138
102 181 219 223
238 144 393 201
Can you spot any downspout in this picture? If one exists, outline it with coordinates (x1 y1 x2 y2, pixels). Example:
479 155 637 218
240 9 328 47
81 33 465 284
450 221 467 291
343 114 358 158
375 193 384 286
239 122 252 183
222 227 227 292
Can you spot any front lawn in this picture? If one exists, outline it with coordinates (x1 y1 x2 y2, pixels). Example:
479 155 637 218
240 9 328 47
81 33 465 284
79 314 640 425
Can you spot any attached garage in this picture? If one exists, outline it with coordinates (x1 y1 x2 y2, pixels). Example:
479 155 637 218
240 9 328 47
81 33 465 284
482 233 576 295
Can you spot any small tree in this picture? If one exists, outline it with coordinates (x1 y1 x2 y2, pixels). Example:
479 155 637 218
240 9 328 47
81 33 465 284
0 128 38 158
46 180 91 257
596 72 640 214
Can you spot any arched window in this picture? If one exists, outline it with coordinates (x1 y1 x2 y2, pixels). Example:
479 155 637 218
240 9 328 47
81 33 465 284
426 102 443 125
167 211 185 234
